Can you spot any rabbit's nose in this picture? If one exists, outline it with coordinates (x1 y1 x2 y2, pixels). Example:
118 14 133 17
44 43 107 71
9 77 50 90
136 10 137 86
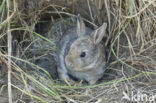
67 62 73 67
65 57 73 67
69 62 73 67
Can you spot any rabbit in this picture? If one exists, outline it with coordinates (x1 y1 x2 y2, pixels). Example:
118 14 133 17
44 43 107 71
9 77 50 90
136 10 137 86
56 14 107 85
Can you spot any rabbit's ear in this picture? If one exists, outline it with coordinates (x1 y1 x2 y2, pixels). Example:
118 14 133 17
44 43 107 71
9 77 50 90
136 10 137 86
77 14 86 37
92 23 107 44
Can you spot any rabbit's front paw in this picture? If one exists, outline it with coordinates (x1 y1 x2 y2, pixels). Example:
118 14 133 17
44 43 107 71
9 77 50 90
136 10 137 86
88 80 97 85
59 73 75 86
63 78 75 86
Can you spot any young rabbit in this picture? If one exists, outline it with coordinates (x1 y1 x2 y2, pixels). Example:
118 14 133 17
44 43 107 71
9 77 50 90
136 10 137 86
56 14 107 85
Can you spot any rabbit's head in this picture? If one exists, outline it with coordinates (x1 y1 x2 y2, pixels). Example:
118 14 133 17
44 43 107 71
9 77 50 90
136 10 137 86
65 15 107 72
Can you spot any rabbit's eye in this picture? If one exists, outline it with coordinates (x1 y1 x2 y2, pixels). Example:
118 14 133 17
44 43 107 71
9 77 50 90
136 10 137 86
80 52 86 57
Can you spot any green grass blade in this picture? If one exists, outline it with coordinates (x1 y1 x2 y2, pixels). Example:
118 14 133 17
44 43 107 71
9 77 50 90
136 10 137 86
0 0 5 13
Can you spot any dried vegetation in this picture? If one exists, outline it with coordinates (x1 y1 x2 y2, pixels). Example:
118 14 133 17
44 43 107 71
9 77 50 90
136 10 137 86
0 0 156 102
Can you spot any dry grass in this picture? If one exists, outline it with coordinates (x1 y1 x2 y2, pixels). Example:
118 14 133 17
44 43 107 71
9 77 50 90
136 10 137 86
0 0 156 103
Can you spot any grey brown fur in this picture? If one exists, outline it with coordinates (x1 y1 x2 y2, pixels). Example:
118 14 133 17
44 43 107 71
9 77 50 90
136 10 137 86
56 15 107 84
